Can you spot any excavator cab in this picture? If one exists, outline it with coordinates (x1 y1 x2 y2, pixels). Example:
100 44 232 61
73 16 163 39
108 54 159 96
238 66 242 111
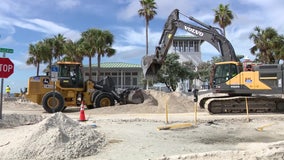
211 61 245 95
212 61 242 87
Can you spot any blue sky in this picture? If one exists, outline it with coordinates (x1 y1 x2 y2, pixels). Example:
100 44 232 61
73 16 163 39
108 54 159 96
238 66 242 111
0 0 284 93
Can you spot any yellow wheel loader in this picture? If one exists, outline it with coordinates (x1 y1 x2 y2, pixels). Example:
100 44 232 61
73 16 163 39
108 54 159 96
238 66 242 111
26 61 144 113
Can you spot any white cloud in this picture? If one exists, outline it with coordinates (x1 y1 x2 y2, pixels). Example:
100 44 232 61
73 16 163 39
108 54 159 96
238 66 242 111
8 18 81 41
0 36 14 45
24 19 70 34
117 1 140 20
116 26 160 48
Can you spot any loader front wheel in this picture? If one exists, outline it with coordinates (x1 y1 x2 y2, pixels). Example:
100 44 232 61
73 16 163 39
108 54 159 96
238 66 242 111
88 90 102 109
94 92 115 108
42 92 65 113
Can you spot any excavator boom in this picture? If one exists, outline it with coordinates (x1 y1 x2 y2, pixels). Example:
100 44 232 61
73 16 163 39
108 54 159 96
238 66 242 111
142 9 238 78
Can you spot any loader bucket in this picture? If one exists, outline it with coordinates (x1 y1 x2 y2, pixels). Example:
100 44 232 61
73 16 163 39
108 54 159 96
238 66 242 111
119 88 144 105
141 55 162 79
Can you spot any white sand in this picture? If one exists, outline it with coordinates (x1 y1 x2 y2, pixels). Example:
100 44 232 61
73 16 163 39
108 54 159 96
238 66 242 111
0 90 284 160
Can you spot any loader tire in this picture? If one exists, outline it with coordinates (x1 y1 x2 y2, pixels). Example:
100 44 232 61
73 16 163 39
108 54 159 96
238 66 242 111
88 90 102 109
94 92 115 108
42 92 65 113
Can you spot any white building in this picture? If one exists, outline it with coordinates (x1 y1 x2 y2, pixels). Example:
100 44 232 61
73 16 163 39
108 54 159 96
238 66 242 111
169 36 205 92
171 36 204 66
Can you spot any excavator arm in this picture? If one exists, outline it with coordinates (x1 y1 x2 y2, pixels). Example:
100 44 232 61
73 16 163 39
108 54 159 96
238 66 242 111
142 9 238 78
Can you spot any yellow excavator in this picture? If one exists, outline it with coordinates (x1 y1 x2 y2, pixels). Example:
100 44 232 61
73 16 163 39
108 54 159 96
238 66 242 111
142 9 284 114
26 61 144 113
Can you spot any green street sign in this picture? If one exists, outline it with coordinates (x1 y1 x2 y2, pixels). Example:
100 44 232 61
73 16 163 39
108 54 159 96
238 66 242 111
0 48 14 53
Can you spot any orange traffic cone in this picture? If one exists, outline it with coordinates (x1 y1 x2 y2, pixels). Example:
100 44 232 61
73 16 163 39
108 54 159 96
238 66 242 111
79 100 87 121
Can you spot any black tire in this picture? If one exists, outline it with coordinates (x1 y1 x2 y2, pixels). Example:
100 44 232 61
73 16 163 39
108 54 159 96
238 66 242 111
94 92 115 108
61 106 67 112
87 90 102 109
86 105 94 109
42 92 65 113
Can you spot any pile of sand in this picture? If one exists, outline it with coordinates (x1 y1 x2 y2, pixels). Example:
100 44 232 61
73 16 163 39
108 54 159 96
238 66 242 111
146 90 196 112
0 114 44 128
1 113 105 160
91 90 196 114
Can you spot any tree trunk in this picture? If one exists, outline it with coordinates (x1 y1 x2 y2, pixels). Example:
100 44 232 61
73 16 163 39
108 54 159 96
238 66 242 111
97 54 101 81
49 59 52 76
223 27 226 37
88 56 92 80
36 62 40 76
146 19 149 89
146 19 149 55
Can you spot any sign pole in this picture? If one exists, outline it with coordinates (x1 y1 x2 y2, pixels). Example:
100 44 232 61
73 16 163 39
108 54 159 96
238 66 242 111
0 53 5 119
0 47 14 119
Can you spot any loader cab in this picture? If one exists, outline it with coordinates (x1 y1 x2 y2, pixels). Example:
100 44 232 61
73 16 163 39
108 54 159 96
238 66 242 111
58 62 84 88
212 61 242 87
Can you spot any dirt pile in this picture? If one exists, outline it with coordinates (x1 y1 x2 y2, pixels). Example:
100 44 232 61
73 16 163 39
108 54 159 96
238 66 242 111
1 113 105 160
0 114 44 128
91 90 196 114
146 90 195 113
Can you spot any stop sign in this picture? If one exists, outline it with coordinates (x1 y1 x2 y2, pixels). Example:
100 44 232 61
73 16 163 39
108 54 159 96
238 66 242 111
0 58 14 78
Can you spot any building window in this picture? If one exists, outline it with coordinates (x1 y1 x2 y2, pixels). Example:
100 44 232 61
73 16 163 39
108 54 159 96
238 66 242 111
190 41 193 47
111 76 117 85
173 41 177 47
179 41 183 52
183 41 188 52
125 77 131 85
194 41 199 52
133 77 137 85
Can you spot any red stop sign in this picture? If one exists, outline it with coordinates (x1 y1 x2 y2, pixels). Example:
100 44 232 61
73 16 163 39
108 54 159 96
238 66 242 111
0 58 14 78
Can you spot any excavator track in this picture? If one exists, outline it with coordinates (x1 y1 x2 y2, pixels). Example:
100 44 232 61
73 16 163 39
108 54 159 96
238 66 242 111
201 96 284 114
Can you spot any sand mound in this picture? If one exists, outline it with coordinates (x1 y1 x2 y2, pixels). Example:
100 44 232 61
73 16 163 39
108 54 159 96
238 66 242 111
146 90 195 113
90 90 196 114
3 113 105 160
0 114 44 128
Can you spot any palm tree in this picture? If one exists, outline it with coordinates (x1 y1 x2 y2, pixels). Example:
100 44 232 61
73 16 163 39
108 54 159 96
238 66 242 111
80 29 116 81
95 30 116 81
42 38 56 73
213 4 234 37
53 33 66 61
63 39 84 62
26 42 44 76
138 0 157 55
80 28 99 80
271 34 284 62
249 26 280 64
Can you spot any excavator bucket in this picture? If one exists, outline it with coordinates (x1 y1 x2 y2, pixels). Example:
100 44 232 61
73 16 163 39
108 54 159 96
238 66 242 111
141 55 162 79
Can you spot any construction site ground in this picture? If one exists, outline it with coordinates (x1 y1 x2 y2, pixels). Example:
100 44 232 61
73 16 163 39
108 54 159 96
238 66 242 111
1 90 284 160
